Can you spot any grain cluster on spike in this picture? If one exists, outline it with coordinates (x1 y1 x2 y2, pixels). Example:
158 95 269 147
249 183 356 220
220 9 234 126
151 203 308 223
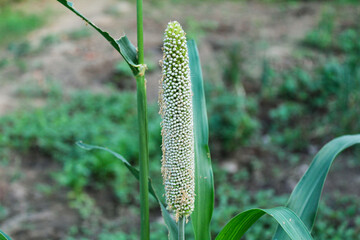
159 21 195 221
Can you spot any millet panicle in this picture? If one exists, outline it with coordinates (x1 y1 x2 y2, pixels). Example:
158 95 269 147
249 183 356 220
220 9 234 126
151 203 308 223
159 21 195 221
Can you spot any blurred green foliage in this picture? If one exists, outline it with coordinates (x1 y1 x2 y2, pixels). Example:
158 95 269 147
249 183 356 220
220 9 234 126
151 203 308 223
63 174 360 239
205 40 260 153
0 8 45 46
312 193 360 239
206 85 259 153
0 90 163 202
303 8 335 50
260 9 360 151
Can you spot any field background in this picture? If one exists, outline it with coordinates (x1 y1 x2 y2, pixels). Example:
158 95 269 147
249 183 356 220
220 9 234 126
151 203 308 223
0 0 360 239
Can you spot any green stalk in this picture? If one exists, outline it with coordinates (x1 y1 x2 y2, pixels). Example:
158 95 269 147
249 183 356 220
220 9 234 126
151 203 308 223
137 0 144 64
178 217 185 240
136 0 149 239
136 74 149 240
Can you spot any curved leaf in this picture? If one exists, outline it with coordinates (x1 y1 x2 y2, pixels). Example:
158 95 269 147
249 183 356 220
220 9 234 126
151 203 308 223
0 230 11 240
56 0 139 75
188 39 215 240
273 134 360 240
216 207 313 240
76 142 177 240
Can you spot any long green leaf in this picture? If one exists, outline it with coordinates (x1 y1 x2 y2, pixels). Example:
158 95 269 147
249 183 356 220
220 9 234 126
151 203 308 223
187 39 215 240
216 207 313 240
76 142 178 240
56 0 139 75
273 134 360 240
0 230 11 240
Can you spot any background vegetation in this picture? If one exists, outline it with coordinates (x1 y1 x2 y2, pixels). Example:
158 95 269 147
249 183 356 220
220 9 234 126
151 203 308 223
0 0 359 239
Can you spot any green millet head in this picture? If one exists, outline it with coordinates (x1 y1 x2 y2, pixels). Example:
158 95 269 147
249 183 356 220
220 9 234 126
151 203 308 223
159 21 195 221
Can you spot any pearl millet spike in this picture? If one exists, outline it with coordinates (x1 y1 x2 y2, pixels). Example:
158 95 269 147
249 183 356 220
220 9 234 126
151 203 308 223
159 21 195 222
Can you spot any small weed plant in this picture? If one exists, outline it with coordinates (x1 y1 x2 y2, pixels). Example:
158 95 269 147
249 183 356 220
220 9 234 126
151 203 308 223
0 7 45 46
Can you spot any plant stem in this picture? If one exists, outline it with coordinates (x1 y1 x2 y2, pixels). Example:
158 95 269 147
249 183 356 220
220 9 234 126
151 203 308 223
136 0 149 240
178 217 186 240
137 0 144 64
136 75 149 240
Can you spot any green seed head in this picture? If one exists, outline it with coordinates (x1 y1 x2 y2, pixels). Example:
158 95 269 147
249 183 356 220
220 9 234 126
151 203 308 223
159 21 195 221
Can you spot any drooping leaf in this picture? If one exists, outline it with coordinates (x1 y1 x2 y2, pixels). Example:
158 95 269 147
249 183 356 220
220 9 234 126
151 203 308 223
76 142 177 240
188 39 215 240
273 134 360 240
0 230 11 240
116 37 139 70
56 0 139 75
216 207 313 240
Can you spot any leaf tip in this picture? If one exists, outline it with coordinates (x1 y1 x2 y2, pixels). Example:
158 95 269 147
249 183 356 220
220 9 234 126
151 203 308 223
76 141 90 150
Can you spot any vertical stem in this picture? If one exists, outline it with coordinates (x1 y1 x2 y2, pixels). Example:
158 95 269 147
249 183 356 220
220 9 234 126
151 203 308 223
137 0 144 64
137 75 149 240
136 0 149 240
178 217 186 240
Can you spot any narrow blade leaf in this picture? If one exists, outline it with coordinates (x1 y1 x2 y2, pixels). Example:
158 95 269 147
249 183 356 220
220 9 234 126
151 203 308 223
216 207 313 240
188 39 215 240
0 230 11 240
56 0 139 75
76 142 177 240
273 134 360 240
116 37 138 70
